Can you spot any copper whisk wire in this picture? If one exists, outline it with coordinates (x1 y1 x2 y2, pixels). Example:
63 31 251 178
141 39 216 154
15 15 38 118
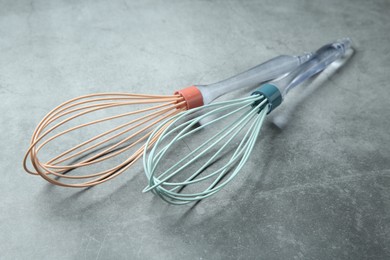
23 92 186 187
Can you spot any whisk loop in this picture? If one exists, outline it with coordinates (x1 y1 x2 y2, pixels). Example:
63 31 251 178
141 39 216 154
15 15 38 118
143 95 269 204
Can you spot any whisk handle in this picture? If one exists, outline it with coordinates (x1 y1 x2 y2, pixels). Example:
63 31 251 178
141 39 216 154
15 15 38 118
196 53 313 105
272 38 352 97
253 38 352 113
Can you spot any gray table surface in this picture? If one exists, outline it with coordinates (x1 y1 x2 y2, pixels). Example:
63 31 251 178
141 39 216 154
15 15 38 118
1 0 389 259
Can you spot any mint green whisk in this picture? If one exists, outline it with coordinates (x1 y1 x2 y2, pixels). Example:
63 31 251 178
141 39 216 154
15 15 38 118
143 38 352 204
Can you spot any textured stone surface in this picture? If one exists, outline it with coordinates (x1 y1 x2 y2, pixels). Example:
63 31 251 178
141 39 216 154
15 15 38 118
1 0 389 259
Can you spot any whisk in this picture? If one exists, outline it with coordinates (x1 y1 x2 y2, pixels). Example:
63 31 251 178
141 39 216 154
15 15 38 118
23 52 313 187
143 38 352 204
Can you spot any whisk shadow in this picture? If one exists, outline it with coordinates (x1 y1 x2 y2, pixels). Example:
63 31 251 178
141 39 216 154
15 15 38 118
161 133 278 226
38 163 149 220
39 179 138 221
175 145 240 194
159 127 301 253
55 141 133 177
246 125 281 194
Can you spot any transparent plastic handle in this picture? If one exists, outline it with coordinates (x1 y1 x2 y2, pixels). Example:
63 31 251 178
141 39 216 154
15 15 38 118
271 47 354 128
272 38 352 97
196 53 313 105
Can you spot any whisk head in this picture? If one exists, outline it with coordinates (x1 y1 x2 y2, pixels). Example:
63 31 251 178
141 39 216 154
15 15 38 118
23 92 187 187
143 94 269 204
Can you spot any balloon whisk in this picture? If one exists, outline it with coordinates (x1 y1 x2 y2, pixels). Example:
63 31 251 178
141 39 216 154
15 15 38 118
143 38 352 204
24 93 186 187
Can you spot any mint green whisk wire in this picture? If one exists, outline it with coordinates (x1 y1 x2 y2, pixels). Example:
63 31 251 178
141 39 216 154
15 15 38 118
151 98 266 184
144 96 269 204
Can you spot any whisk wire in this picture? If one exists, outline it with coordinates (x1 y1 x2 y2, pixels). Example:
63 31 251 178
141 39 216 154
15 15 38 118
144 96 260 185
143 95 270 203
157 107 267 203
146 96 261 173
148 102 259 188
47 102 185 166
